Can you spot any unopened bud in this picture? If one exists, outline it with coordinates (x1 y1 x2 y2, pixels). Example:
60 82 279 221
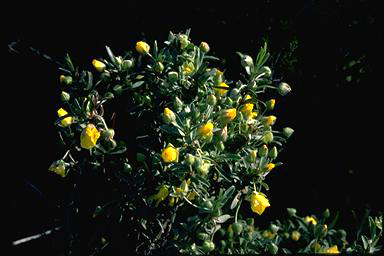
121 59 133 70
277 82 292 96
207 94 217 106
154 61 164 73
266 99 276 110
102 128 115 140
174 96 183 112
60 75 72 85
199 42 210 53
269 146 278 160
282 127 294 138
241 55 254 67
260 66 272 77
262 131 274 144
323 208 330 219
268 242 278 254
229 88 240 100
185 153 195 166
168 71 179 83
270 224 279 233
287 208 297 217
258 145 268 157
61 91 70 102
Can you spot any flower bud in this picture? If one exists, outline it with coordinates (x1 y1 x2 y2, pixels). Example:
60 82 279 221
248 150 257 162
291 231 301 241
123 162 132 172
277 82 292 96
220 126 228 142
154 61 164 73
232 222 243 235
178 34 190 49
135 41 150 54
282 127 294 138
163 107 176 124
258 145 268 157
268 242 278 254
269 146 278 160
217 141 225 152
104 92 114 100
185 153 195 166
262 131 274 144
121 59 134 70
102 128 115 140
323 208 330 219
199 41 210 53
61 91 70 102
207 94 217 106
287 208 297 217
197 232 210 241
167 71 179 83
266 99 276 110
174 96 183 112
60 75 72 85
241 55 254 67
48 160 67 177
263 115 277 126
197 161 210 176
202 240 215 252
270 224 279 234
92 59 106 72
260 66 272 77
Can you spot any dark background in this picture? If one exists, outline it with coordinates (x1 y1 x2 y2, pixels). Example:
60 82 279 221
5 1 382 254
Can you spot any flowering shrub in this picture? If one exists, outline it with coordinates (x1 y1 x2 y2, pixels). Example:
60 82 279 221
46 30 382 254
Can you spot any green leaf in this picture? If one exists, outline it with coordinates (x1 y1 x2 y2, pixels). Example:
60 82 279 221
230 191 241 210
361 235 369 250
132 81 145 89
218 185 235 208
86 71 93 90
369 216 377 239
329 211 339 229
215 214 232 224
65 53 75 72
216 153 242 162
105 46 118 66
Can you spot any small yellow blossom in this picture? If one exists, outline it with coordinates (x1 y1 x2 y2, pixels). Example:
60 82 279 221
262 230 276 239
250 192 270 215
305 216 318 225
92 59 106 72
266 99 276 110
57 108 73 127
187 190 197 201
240 103 254 118
136 41 150 54
80 124 101 149
161 146 178 163
214 82 229 96
152 185 169 207
291 231 301 241
265 115 277 126
198 122 214 139
265 163 276 171
221 108 237 123
326 245 340 254
163 107 176 123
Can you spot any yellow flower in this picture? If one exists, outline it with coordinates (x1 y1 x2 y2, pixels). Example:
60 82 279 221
136 41 150 54
305 216 318 225
152 185 169 207
80 124 101 149
57 108 73 127
161 146 178 163
264 115 277 126
291 231 301 241
187 190 198 201
214 82 229 96
250 192 270 215
183 63 194 74
265 163 276 171
240 103 254 118
48 160 67 177
266 99 276 110
198 122 214 139
221 108 237 123
326 245 340 254
163 107 176 123
92 59 106 72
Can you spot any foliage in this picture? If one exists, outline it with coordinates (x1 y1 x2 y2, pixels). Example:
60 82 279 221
44 30 382 255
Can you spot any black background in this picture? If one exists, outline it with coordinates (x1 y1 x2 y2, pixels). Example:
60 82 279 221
5 1 382 254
